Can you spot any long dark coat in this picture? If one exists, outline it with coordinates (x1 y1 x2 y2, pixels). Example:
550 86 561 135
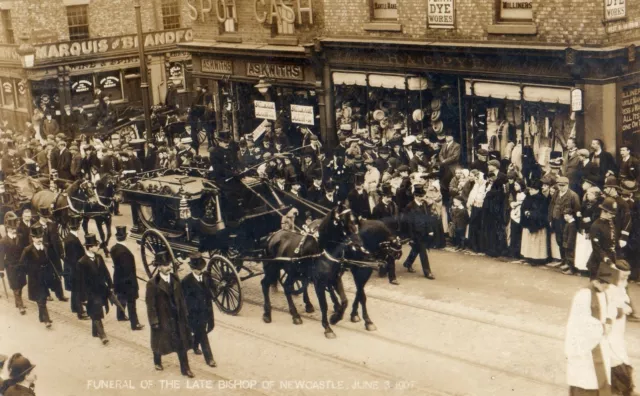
181 273 215 335
110 243 139 300
63 232 85 293
42 221 63 275
78 254 113 320
16 220 32 251
481 175 508 257
520 193 548 232
0 236 26 290
587 218 616 275
146 274 192 355
19 245 51 301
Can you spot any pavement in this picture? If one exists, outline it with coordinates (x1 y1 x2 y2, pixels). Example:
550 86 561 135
1 204 639 396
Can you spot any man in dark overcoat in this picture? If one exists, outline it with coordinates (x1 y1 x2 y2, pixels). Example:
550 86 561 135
146 251 194 377
586 197 618 280
15 209 33 252
401 185 436 279
19 225 53 328
347 173 371 220
110 226 144 331
63 216 88 320
0 213 27 314
78 234 113 345
182 253 217 367
37 207 67 302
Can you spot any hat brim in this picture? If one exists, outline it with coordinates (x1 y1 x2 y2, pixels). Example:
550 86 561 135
598 204 616 214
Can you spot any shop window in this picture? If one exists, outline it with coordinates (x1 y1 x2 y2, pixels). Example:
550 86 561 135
276 1 295 35
97 71 123 101
161 0 181 30
166 62 186 91
16 79 27 109
219 0 237 33
496 0 533 23
1 78 14 108
371 0 398 20
70 75 94 108
67 5 89 40
2 10 14 44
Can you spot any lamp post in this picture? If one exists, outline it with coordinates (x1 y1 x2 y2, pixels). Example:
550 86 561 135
16 35 36 131
134 0 153 143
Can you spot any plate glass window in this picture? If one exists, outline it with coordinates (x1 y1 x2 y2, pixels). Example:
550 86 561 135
372 0 398 20
67 5 89 40
70 75 94 108
2 10 14 44
161 0 181 30
498 0 533 22
97 71 123 101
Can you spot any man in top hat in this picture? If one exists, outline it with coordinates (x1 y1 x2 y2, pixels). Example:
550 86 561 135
586 197 618 280
1 141 22 176
372 184 400 285
306 172 324 204
109 226 144 331
347 173 370 220
318 182 337 209
146 251 194 377
619 145 640 183
548 176 581 265
375 146 390 174
182 252 217 367
37 207 67 302
19 225 53 328
602 176 632 253
401 184 436 279
620 180 640 285
63 216 88 320
78 233 113 344
0 212 27 314
0 353 37 395
16 209 32 252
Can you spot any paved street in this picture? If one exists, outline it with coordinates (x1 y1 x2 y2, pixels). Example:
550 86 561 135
2 204 639 396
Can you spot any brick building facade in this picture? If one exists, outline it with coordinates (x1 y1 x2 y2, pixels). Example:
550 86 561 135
0 0 193 132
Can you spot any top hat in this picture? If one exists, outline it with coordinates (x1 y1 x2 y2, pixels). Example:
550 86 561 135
413 184 426 197
4 214 19 229
599 197 618 214
38 207 52 218
84 233 99 247
381 183 394 197
378 146 390 155
324 182 336 192
8 354 35 380
30 225 45 239
354 173 365 186
153 251 171 266
189 252 207 270
529 180 543 191
217 130 232 142
115 226 127 240
67 216 81 230
604 176 620 190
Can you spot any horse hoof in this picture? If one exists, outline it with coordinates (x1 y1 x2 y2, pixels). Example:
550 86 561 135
262 314 272 324
305 305 315 314
292 317 303 325
351 315 361 323
365 323 377 332
325 330 336 339
330 315 341 326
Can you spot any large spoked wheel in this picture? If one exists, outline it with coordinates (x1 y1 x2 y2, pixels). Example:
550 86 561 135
279 270 305 296
208 254 243 316
198 128 207 145
140 229 177 279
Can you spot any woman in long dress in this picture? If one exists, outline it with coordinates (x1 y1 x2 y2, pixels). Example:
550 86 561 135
574 187 602 272
520 180 549 264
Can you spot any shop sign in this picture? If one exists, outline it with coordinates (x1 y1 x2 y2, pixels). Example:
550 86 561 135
100 76 120 90
69 57 139 72
201 58 233 74
372 0 398 20
254 100 277 120
604 0 625 21
254 0 314 25
34 28 193 61
570 88 582 112
247 62 303 81
500 0 533 20
168 51 192 61
427 0 455 28
2 81 11 94
71 79 93 94
291 104 314 125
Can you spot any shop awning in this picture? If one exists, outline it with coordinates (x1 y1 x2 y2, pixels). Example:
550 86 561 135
523 86 570 105
368 74 406 89
332 72 367 86
465 81 521 101
465 80 572 104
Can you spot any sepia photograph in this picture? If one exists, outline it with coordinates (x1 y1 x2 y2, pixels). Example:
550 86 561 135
0 0 639 395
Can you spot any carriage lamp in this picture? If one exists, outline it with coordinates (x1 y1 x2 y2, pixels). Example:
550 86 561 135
17 35 36 69
178 189 191 220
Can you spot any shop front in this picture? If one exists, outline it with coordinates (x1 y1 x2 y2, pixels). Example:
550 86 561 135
185 43 323 146
0 45 33 130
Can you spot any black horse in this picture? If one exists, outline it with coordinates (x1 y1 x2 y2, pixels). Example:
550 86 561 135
262 202 363 338
31 179 99 228
82 175 121 256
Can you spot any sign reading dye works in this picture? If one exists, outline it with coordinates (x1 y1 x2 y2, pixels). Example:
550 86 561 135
605 0 626 21
291 104 314 125
201 58 233 74
35 28 193 60
254 100 277 120
247 62 303 80
427 0 455 28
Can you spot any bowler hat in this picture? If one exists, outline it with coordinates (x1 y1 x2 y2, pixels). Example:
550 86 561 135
189 252 206 270
84 233 99 247
604 176 620 190
153 251 172 266
549 158 564 169
7 354 35 380
599 197 618 214
378 146 390 155
68 216 81 230
30 225 44 239
4 211 18 226
115 226 127 240
397 165 410 174
4 216 19 229
413 184 426 197
621 179 638 193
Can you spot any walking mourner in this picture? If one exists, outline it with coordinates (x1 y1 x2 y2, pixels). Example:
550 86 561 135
19 225 53 328
63 216 88 320
36 207 67 302
0 213 27 314
146 252 194 378
110 226 144 331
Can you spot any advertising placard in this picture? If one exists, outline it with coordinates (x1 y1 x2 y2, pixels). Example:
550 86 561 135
254 100 276 120
427 0 455 29
291 104 314 125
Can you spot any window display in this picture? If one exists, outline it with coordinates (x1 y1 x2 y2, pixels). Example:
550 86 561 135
97 71 123 101
70 75 95 107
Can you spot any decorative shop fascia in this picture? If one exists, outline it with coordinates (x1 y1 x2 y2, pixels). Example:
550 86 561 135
187 0 314 26
198 56 308 82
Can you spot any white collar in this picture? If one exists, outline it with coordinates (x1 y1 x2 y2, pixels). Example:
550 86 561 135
34 243 44 251
70 230 78 237
116 241 126 246
194 273 203 282
160 272 171 283
86 251 96 259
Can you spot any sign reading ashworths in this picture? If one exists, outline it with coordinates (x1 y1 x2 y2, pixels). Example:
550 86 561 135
427 0 455 28
604 0 625 21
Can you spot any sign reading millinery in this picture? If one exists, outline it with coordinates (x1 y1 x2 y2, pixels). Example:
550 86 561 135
35 28 193 61
247 62 303 81
372 0 398 19
100 76 120 90
291 104 314 125
570 88 583 112
254 100 277 120
604 0 626 21
201 58 233 74
427 0 455 28
500 0 533 20
71 79 93 94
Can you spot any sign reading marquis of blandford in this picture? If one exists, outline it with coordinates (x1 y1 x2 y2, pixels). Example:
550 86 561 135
427 0 455 29
247 62 304 81
35 28 193 60
604 0 626 22
201 58 233 74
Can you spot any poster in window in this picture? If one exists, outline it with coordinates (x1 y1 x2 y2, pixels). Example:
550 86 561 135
500 0 533 20
70 76 94 107
16 79 27 109
2 79 14 107
427 0 455 28
97 71 123 101
372 0 398 20
604 0 625 22
166 62 185 90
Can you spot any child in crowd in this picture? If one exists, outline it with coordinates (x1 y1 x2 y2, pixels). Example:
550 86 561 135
561 208 578 275
450 196 469 250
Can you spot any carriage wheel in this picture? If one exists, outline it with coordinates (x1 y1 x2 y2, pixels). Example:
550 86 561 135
57 222 70 239
279 270 305 296
140 229 177 279
198 128 207 145
208 254 243 316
